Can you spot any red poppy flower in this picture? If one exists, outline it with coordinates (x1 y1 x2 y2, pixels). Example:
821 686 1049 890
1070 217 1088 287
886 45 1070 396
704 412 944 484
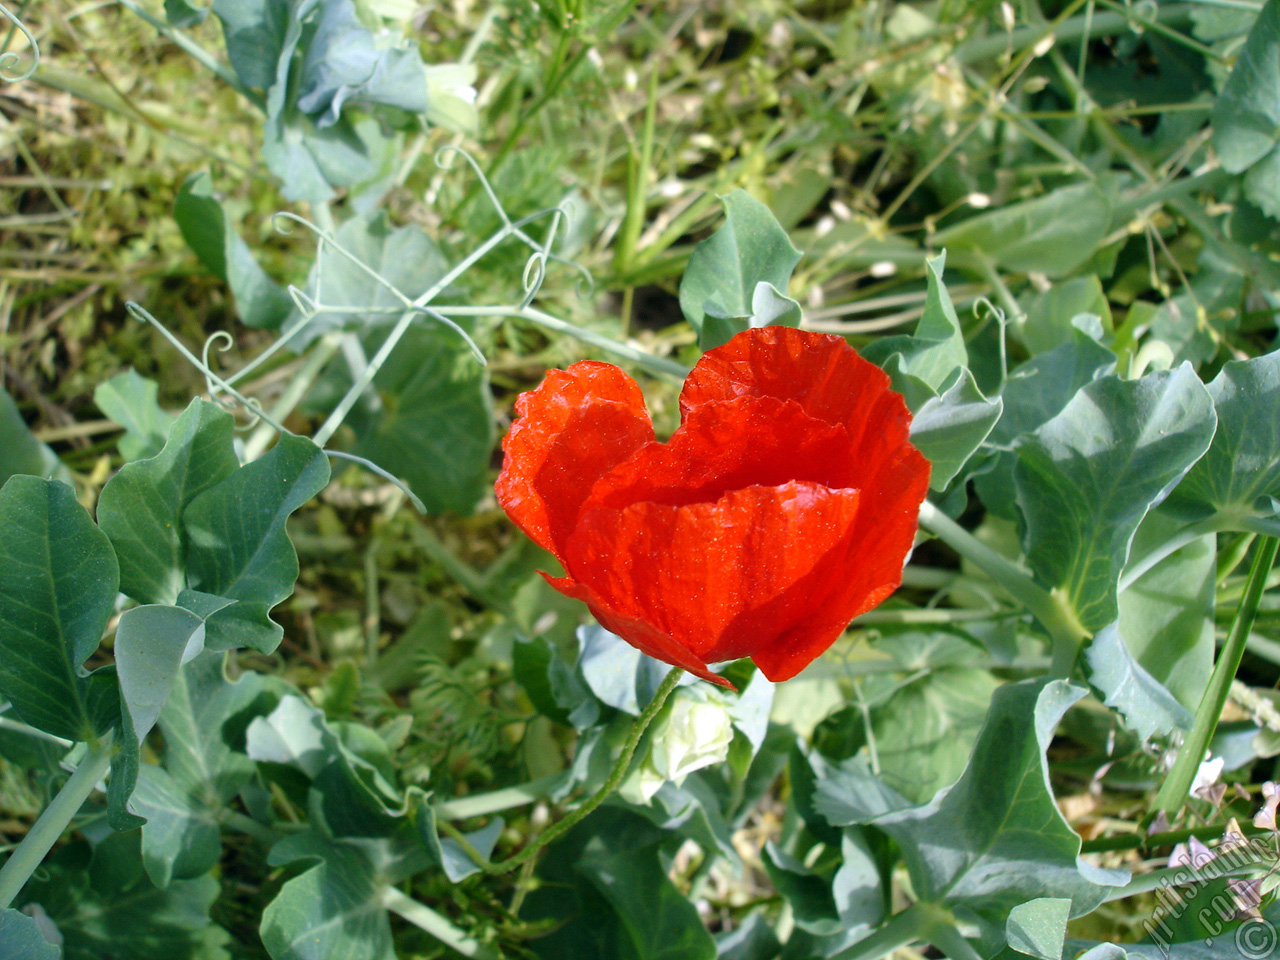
496 326 930 688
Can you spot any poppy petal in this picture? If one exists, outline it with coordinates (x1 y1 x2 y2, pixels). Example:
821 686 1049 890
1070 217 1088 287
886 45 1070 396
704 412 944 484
496 362 654 559
583 397 861 512
680 327 911 453
564 481 863 675
543 574 734 688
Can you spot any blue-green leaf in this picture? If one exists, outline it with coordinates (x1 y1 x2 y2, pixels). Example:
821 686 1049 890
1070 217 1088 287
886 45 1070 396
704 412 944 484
1085 623 1192 742
0 907 61 960
0 387 66 488
1014 366 1216 631
0 477 119 742
98 399 239 606
864 252 968 397
94 370 174 463
909 369 1003 491
871 680 1127 941
183 433 330 652
1212 0 1280 218
933 183 1111 277
174 172 293 330
678 190 802 350
1006 898 1071 960
1165 350 1280 531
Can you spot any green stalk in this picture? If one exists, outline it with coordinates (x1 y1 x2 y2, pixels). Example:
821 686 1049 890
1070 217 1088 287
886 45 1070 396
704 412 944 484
1149 537 1279 821
830 902 933 960
442 667 684 875
0 734 114 908
917 501 1087 675
381 886 500 960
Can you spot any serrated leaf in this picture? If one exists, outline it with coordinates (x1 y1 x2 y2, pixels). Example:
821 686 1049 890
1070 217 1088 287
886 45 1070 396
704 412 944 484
933 183 1111 277
1212 0 1280 218
174 172 293 330
94 370 174 463
1165 350 1280 530
0 477 119 742
261 833 396 960
871 680 1128 940
183 433 330 652
0 386 67 487
1086 622 1192 742
910 368 1003 491
0 907 61 960
863 252 968 397
678 190 802 350
98 399 239 606
1014 366 1216 631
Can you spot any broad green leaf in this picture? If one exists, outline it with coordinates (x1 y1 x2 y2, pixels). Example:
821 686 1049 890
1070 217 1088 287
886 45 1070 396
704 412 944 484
174 172 293 330
1117 512 1215 710
0 477 119 742
183 433 330 652
0 386 66 487
678 190 802 350
761 843 840 935
974 327 1116 519
860 663 1001 804
909 368 1003 491
576 625 701 714
832 829 886 932
1014 365 1216 631
21 832 229 960
0 907 61 960
810 753 913 827
513 633 598 728
164 0 208 27
1085 623 1191 742
715 914 781 960
98 399 239 606
131 764 222 888
863 252 968 396
1165 350 1280 531
1006 898 1071 960
1212 0 1280 218
871 680 1128 939
1019 275 1112 355
347 322 493 514
106 604 207 831
578 846 717 960
261 833 396 960
136 651 263 886
94 370 174 463
933 183 1111 277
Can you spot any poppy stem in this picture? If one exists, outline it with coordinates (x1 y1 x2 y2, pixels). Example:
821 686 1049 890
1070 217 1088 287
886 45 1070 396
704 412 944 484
446 666 686 875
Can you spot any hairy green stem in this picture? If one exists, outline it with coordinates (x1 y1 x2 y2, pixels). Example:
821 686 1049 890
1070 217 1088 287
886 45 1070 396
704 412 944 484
443 667 684 875
1150 537 1279 821
0 734 113 908
381 886 500 960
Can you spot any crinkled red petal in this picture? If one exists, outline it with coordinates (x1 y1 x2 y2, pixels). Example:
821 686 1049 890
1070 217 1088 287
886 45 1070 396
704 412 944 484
541 574 734 688
563 481 865 677
584 396 861 512
681 327 911 454
495 362 654 560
